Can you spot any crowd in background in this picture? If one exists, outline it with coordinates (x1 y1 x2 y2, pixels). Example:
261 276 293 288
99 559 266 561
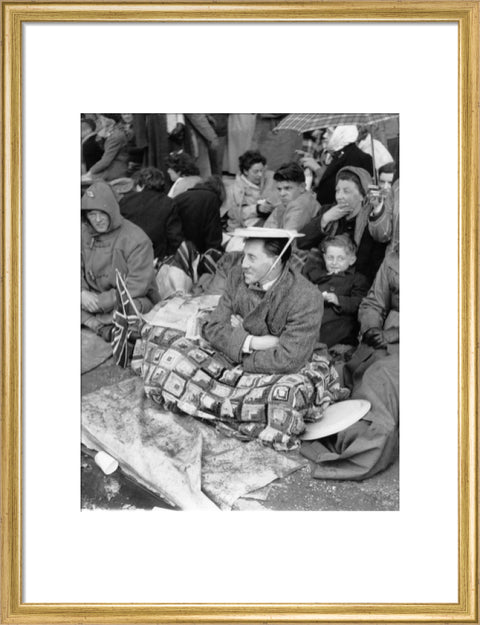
81 112 399 346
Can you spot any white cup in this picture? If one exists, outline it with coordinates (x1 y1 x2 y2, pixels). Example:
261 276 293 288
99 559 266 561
94 451 119 475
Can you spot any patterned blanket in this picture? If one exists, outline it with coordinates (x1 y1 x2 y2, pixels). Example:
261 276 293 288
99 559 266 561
132 325 349 451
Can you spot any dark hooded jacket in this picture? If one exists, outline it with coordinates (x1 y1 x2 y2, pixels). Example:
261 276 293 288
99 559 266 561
298 166 388 284
81 182 160 318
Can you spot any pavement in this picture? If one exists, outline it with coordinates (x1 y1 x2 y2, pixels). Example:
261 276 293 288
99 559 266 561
81 358 399 512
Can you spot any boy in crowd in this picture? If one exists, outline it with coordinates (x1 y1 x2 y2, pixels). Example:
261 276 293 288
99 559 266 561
378 161 396 193
302 234 369 347
264 162 320 232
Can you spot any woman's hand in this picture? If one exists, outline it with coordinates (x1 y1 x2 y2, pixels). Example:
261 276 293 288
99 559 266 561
250 335 280 351
300 156 321 173
256 199 274 217
321 203 351 229
81 290 101 313
368 186 384 216
363 327 399 348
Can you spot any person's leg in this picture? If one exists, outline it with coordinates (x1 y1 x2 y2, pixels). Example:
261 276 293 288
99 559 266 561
304 352 399 480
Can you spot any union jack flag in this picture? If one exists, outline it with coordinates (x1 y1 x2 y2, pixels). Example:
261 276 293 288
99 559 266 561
112 270 144 368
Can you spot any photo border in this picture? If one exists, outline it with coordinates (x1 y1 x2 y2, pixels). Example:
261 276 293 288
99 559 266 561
1 2 478 623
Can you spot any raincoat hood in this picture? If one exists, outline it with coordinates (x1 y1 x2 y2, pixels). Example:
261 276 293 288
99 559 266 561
326 125 358 153
81 181 122 232
336 166 372 197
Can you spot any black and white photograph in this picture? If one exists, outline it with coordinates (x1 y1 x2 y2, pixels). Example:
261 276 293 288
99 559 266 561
80 112 400 511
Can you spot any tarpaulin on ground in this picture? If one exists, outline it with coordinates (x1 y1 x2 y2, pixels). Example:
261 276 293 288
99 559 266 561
82 377 306 510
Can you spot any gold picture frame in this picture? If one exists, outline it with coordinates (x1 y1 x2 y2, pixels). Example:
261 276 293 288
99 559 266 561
1 2 478 623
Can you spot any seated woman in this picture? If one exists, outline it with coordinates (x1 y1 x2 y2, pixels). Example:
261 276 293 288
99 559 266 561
172 176 225 254
166 152 202 199
82 114 130 182
81 181 160 341
119 167 184 261
224 150 281 231
203 228 323 374
302 234 369 347
298 166 388 285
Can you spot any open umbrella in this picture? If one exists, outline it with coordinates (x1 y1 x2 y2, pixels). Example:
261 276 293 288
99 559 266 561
274 113 399 183
274 113 398 134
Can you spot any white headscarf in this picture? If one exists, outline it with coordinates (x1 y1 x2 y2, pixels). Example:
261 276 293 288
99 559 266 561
358 134 394 170
326 125 359 153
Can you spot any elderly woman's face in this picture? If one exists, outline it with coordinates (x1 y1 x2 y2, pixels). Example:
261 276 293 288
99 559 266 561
335 179 363 215
244 162 264 186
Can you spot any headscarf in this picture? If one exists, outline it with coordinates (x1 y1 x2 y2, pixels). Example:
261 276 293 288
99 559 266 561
357 134 394 170
326 125 359 153
336 166 373 196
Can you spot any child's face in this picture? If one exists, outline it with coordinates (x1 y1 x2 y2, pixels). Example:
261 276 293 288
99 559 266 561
276 180 304 206
323 245 355 274
379 172 394 193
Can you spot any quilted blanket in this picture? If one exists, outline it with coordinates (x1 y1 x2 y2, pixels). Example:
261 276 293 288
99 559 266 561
132 326 349 451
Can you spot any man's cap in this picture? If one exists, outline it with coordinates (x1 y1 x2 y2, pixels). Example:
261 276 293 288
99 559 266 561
233 227 304 240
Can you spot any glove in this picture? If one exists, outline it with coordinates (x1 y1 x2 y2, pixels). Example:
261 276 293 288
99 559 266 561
363 327 399 349
363 327 387 349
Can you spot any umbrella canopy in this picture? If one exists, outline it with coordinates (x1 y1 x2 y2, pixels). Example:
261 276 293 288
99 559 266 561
274 113 399 134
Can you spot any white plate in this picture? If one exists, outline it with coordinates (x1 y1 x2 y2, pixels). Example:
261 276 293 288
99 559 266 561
300 399 371 440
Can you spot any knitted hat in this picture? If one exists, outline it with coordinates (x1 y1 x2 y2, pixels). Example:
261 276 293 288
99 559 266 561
336 166 373 197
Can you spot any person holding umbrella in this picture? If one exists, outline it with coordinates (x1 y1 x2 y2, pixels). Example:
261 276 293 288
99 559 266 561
299 125 374 206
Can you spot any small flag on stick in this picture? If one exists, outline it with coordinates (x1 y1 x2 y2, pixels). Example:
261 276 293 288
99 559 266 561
112 270 144 368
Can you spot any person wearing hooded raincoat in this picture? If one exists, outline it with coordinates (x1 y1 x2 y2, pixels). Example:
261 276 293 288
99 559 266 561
81 181 160 339
301 248 399 480
297 166 388 285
